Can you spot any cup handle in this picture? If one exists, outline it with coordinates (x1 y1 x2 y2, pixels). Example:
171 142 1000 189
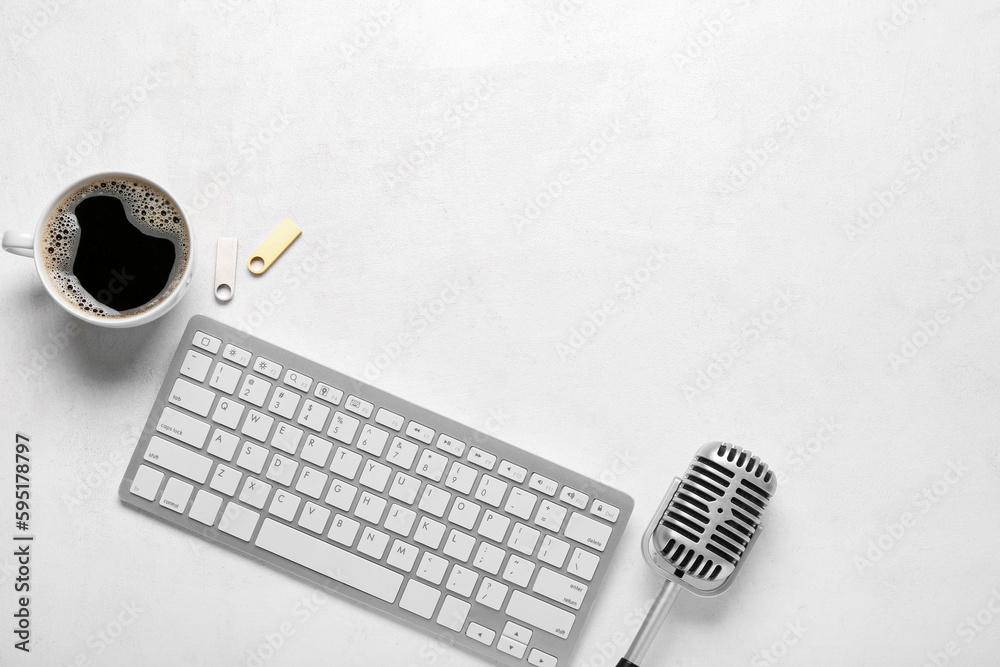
2 231 34 258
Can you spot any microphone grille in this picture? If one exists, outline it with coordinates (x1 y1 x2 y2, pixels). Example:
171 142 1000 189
655 442 776 583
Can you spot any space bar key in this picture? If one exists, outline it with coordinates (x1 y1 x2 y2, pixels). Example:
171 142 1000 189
255 519 404 604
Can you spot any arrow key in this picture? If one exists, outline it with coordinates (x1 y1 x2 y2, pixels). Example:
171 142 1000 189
465 622 495 646
502 621 533 645
498 635 526 659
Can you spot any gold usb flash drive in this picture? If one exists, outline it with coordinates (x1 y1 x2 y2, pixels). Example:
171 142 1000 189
248 218 301 275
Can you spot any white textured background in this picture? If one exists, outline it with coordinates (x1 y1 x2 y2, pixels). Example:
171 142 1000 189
2 1 999 666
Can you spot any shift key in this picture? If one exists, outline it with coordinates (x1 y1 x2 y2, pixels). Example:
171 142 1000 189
144 436 212 484
505 591 575 639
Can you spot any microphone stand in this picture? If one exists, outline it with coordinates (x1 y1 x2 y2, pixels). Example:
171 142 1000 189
617 578 681 667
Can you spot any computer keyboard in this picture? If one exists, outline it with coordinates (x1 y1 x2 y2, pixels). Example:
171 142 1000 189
119 315 633 666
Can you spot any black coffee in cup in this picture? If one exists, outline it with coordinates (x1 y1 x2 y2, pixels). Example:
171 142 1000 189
41 177 189 318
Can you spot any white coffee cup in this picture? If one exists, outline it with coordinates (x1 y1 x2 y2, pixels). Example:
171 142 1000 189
2 172 195 328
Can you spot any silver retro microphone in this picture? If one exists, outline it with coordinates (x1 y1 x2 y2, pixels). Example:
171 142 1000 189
617 442 778 667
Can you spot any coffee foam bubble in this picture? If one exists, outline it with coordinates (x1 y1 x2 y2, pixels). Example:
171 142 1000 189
41 177 189 318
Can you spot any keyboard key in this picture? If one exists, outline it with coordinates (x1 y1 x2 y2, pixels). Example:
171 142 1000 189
448 499 481 530
502 555 535 588
189 490 223 526
505 488 538 521
358 526 390 559
301 435 333 468
443 529 476 562
538 535 570 568
477 510 511 543
256 519 402 603
416 552 449 585
294 467 328 499
568 547 600 581
474 475 508 508
445 462 477 495
345 395 374 418
534 499 568 533
180 350 212 382
387 437 418 469
446 564 479 597
144 436 212 484
405 421 434 444
358 460 392 493
297 502 330 534
415 449 447 483
129 465 163 501
506 591 576 639
268 489 301 521
497 635 526 659
271 423 303 455
328 514 360 546
357 425 390 457
192 331 221 354
473 543 506 576
528 473 558 496
533 567 587 610
283 369 312 392
238 375 271 407
375 408 404 431
253 356 282 379
590 500 620 523
222 344 251 366
508 523 541 556
466 622 496 646
207 429 240 461
320 488 358 522
528 649 558 666
474 576 509 609
436 434 466 458
398 579 440 619
241 410 274 443
498 461 527 484
386 540 420 572
413 517 447 550
389 472 420 505
355 491 387 524
156 407 210 449
385 504 416 536
314 382 343 405
219 502 259 541
436 595 470 633
467 447 496 470
211 397 244 430
209 464 241 496
237 442 269 474
418 485 451 518
328 412 360 444
330 447 362 480
564 512 613 552
209 362 242 394
239 477 272 509
265 453 298 486
297 400 330 432
502 621 533 645
268 388 301 420
560 486 589 510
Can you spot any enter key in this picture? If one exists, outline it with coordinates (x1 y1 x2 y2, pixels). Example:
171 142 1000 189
532 567 588 610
